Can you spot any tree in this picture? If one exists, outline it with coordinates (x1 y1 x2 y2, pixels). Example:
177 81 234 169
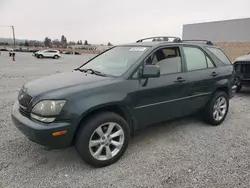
24 40 29 46
52 39 60 47
44 37 52 47
107 42 113 46
60 35 67 48
84 40 88 45
79 40 82 45
19 42 24 46
156 38 162 41
152 38 156 41
68 41 76 45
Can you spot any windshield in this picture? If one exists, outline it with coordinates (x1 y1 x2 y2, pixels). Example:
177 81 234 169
81 46 149 76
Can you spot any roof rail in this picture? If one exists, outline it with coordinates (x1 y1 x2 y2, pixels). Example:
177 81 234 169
181 40 213 45
136 36 182 43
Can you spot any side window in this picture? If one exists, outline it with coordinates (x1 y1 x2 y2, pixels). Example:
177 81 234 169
183 47 207 71
145 47 182 75
206 47 231 65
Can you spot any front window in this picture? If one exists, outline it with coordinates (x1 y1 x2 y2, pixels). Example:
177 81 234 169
81 46 149 76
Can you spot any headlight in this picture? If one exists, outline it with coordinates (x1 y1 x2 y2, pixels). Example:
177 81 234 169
30 100 66 123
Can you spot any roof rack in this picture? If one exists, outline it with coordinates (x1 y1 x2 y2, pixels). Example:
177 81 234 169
181 40 213 45
136 36 182 43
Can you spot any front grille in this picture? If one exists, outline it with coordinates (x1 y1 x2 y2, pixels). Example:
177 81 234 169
18 89 32 109
234 61 250 76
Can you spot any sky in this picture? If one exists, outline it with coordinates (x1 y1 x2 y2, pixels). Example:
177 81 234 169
1 0 250 45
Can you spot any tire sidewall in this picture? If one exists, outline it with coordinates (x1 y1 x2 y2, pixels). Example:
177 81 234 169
207 92 229 125
76 112 130 167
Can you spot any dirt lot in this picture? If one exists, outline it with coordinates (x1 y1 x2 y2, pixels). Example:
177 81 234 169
0 52 250 188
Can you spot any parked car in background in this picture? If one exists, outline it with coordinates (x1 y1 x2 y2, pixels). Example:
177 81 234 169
61 51 73 55
33 49 61 59
233 53 250 92
0 48 8 51
12 36 236 168
75 51 81 55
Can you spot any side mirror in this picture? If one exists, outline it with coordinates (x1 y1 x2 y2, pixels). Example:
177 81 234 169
141 64 160 78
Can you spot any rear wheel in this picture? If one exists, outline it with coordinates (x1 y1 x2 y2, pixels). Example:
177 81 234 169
53 55 59 59
202 91 229 126
75 112 130 168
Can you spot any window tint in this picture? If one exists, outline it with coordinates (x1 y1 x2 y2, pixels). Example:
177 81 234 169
206 56 214 68
183 47 207 71
206 47 231 65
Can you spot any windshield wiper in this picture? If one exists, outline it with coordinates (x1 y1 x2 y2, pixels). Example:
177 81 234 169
75 68 107 77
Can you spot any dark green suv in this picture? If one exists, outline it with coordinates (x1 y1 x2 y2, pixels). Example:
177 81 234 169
11 37 236 167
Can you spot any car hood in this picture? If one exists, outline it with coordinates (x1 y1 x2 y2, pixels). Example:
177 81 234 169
234 54 250 62
23 71 115 97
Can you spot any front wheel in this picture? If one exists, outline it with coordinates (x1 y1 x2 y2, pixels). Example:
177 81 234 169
38 54 43 59
75 112 130 168
202 91 229 126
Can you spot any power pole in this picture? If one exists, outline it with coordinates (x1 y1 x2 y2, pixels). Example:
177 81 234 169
0 25 16 48
12 26 16 48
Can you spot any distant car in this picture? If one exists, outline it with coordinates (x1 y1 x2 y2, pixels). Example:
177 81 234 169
233 53 250 92
0 48 8 51
33 50 61 59
62 51 73 55
75 51 81 55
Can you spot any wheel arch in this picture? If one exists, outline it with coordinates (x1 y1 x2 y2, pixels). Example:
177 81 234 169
72 103 134 144
214 86 229 96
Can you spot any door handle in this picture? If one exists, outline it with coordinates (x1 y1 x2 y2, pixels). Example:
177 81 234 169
175 77 186 83
210 72 219 77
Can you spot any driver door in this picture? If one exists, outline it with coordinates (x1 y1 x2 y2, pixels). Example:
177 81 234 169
133 46 189 127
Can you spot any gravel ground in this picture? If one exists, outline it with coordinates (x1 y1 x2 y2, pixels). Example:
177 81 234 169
0 52 250 188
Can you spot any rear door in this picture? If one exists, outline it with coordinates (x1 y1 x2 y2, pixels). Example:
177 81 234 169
179 45 219 113
43 50 50 57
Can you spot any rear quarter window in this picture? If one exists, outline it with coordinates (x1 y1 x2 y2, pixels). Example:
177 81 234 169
206 47 231 65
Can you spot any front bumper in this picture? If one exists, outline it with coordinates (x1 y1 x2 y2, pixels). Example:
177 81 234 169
11 102 74 149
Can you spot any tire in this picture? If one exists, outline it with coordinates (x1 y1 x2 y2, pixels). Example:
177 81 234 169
54 55 59 59
236 85 242 93
38 54 43 59
75 112 130 168
202 91 229 126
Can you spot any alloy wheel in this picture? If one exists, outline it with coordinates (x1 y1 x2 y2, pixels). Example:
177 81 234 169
213 96 227 121
89 122 124 161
